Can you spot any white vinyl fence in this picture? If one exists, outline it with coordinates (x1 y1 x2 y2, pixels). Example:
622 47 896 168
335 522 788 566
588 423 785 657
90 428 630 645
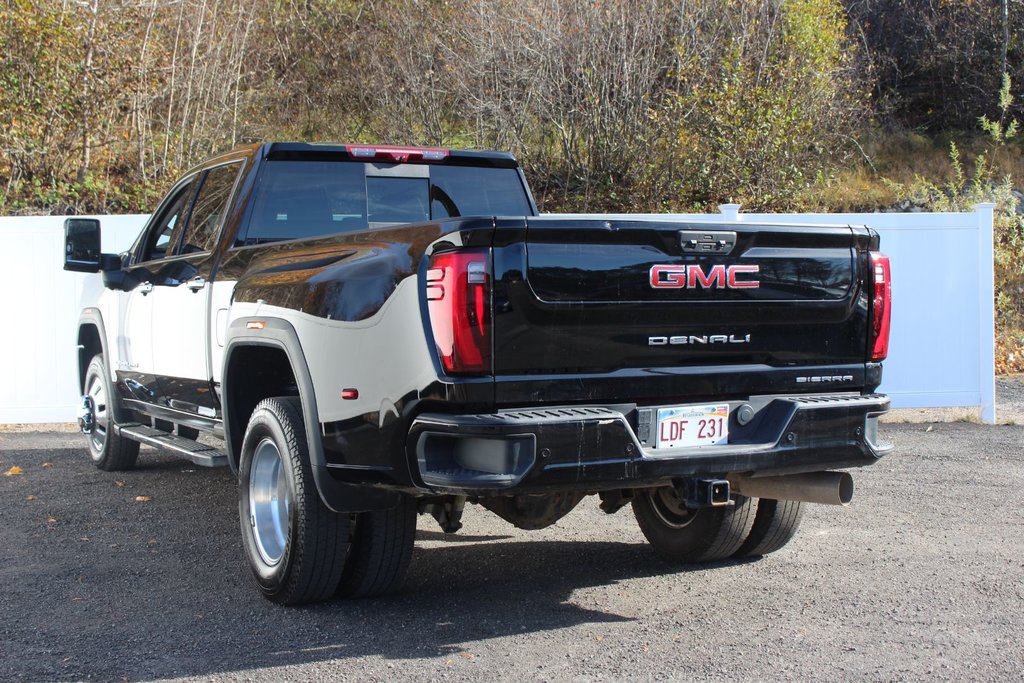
1 215 148 423
0 205 997 424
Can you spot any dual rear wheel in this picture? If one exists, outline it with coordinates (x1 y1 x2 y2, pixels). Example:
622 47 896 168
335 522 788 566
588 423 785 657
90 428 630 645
632 485 803 563
238 397 416 605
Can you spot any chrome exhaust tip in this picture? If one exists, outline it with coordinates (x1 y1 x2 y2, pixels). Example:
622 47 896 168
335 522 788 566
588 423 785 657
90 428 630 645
729 471 854 506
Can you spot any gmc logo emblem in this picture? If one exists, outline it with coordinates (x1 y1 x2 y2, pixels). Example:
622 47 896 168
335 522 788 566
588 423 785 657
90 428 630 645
649 264 760 289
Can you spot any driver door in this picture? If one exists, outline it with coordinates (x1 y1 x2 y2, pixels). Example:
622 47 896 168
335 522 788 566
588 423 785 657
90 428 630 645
116 177 197 408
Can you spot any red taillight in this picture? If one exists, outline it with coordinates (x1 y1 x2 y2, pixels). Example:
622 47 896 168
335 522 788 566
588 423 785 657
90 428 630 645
346 145 449 163
426 249 492 375
869 252 891 361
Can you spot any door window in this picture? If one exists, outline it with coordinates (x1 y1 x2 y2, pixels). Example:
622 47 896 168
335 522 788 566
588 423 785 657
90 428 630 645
140 180 195 262
181 162 242 254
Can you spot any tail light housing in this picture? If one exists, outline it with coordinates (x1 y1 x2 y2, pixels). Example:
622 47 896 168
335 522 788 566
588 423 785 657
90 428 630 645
869 252 891 361
426 249 492 375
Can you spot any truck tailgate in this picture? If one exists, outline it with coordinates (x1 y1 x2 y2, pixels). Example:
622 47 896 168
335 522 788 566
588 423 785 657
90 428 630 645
492 217 875 403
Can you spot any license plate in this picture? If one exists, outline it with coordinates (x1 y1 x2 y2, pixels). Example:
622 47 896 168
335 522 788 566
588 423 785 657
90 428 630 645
655 403 729 448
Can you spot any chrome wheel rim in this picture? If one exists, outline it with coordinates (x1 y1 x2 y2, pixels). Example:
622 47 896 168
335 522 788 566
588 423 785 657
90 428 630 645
648 487 698 529
84 370 108 458
249 438 291 566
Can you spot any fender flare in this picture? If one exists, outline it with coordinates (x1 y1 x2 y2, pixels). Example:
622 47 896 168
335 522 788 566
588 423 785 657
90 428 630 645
76 308 132 424
223 316 399 513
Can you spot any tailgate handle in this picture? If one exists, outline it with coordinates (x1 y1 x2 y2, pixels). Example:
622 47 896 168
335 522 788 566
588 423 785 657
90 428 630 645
679 230 736 254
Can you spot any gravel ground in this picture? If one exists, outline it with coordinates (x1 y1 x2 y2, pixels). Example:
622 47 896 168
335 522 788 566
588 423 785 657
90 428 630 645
1 380 1022 682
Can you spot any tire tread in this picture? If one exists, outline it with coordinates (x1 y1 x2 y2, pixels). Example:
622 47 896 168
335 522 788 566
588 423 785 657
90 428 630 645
338 496 416 598
734 498 804 558
632 491 757 563
241 397 350 606
87 355 140 472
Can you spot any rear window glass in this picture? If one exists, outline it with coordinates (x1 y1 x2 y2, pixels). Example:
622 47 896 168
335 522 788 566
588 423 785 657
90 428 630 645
429 166 531 218
240 159 531 245
244 161 368 245
367 177 430 224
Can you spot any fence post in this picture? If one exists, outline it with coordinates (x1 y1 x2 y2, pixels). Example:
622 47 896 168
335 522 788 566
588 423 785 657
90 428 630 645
718 204 741 221
974 203 996 424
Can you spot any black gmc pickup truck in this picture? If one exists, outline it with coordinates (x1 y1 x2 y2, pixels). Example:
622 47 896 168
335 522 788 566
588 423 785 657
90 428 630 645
64 143 893 605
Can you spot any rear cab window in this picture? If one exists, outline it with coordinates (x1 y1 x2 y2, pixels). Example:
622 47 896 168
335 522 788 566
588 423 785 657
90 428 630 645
180 161 243 254
237 153 534 246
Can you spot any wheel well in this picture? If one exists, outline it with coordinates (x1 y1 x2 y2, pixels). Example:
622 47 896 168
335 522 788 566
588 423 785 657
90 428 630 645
77 324 102 393
225 345 301 469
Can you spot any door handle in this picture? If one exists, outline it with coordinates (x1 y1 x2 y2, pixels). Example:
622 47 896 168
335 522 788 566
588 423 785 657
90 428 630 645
139 281 153 295
186 276 207 292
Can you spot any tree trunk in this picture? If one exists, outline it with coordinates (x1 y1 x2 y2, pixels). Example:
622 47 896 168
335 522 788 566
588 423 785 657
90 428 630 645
77 0 99 184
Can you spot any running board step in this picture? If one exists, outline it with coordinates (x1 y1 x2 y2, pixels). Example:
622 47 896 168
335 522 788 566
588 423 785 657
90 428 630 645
116 424 228 467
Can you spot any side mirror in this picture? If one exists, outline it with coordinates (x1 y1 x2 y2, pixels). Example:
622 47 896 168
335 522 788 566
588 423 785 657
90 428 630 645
63 218 102 272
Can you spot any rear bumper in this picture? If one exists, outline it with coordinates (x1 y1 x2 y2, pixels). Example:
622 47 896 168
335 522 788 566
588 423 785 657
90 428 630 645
407 393 892 495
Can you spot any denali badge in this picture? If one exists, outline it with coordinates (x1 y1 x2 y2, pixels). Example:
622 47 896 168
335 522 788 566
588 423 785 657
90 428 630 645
649 264 760 289
649 334 751 346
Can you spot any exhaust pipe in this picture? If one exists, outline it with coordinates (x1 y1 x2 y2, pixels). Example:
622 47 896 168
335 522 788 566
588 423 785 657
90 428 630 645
729 471 854 506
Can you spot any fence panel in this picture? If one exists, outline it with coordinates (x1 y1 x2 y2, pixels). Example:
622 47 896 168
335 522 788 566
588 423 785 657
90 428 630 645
0 206 996 423
0 215 147 423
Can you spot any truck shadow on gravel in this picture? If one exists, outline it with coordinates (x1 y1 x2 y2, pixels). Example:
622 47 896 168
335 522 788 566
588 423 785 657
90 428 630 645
2 445 751 682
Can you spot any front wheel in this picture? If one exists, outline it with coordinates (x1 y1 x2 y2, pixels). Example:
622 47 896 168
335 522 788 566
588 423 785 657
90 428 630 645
238 397 351 605
82 354 139 471
632 486 756 563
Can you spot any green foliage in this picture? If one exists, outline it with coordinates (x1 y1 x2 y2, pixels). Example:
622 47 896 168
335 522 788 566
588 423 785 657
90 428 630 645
651 0 863 211
980 73 1019 144
0 1 84 183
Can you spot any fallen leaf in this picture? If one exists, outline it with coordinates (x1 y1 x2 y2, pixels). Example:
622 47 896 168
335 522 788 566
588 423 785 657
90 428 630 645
133 495 152 502
46 516 58 524
595 635 605 642
25 495 37 501
114 481 126 487
4 466 23 476
41 462 53 469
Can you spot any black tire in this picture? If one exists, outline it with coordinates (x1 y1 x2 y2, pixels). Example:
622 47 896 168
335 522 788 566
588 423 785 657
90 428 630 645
337 496 417 599
82 354 140 471
238 396 350 605
632 486 756 563
733 498 804 558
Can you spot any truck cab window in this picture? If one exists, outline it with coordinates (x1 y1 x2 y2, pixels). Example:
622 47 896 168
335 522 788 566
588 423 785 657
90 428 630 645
140 180 194 262
367 177 429 225
181 162 242 254
244 160 368 245
429 166 532 218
